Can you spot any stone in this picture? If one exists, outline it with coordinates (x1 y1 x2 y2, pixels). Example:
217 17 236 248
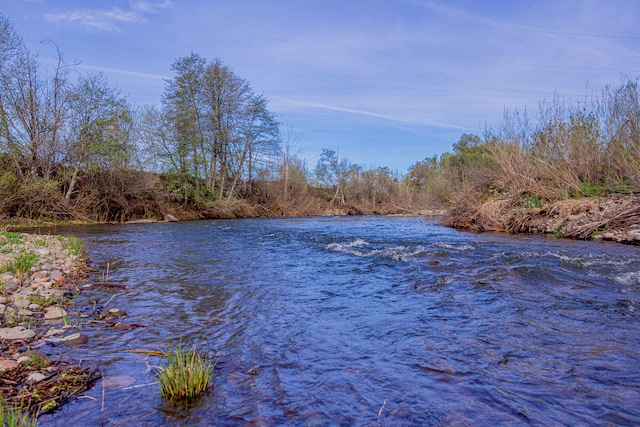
45 328 66 337
36 247 50 257
13 298 30 309
60 333 89 346
17 309 34 316
31 271 47 280
113 322 132 331
0 326 36 340
26 372 47 383
28 303 41 310
54 275 67 284
44 306 67 320
5 282 19 292
108 308 126 318
0 296 7 304
0 304 5 315
0 359 19 372
0 272 15 284
165 214 179 222
50 270 64 281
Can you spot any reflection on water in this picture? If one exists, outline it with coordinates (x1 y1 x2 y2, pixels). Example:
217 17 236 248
38 216 640 425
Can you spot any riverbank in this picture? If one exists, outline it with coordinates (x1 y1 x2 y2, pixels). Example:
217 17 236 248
443 193 640 245
0 231 99 418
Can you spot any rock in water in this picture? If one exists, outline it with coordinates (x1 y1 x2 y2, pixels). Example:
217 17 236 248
0 326 36 340
44 306 67 320
60 333 89 346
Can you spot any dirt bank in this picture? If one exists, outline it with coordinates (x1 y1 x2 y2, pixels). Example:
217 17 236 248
443 193 640 244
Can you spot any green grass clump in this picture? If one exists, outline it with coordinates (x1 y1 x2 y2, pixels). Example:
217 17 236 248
0 397 37 427
157 343 214 404
0 231 23 246
26 294 63 308
0 250 38 276
23 352 51 370
60 236 84 257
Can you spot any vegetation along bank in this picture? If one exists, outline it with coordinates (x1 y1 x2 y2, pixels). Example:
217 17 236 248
1 13 639 243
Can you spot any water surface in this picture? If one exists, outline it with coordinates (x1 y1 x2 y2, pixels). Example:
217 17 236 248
38 216 640 425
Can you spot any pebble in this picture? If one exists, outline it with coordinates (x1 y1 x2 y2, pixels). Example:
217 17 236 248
45 327 66 337
18 309 34 316
44 306 67 320
50 270 64 281
0 272 15 284
0 326 36 340
26 372 48 383
108 308 127 318
36 248 50 257
0 359 19 372
13 299 30 309
60 333 89 346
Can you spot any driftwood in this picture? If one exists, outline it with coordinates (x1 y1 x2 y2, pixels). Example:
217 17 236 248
81 282 131 290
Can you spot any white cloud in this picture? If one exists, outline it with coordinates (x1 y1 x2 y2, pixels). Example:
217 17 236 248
131 0 173 13
276 98 475 131
45 8 142 31
44 1 172 32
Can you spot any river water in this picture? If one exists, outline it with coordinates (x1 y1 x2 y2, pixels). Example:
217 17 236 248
37 216 639 426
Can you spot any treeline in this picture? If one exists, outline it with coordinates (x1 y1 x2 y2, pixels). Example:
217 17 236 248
0 15 420 223
406 76 640 230
2 13 638 226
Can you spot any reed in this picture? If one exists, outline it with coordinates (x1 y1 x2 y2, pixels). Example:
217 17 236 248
0 397 37 427
157 343 214 403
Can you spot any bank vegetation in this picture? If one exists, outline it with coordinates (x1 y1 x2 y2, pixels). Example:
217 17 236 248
407 75 640 240
0 15 425 225
1 14 638 242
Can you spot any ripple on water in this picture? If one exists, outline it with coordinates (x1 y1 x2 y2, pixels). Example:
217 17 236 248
37 217 640 426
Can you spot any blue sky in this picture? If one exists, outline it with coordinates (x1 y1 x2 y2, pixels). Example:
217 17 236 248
3 0 640 173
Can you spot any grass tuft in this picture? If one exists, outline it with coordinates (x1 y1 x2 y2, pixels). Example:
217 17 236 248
23 352 51 370
0 397 37 427
0 249 38 276
157 342 214 404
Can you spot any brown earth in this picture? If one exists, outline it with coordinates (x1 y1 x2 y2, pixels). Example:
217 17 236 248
443 193 640 245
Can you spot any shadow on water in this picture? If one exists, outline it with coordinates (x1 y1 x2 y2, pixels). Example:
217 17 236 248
36 216 640 426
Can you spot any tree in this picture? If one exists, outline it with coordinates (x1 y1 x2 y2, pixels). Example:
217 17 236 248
315 148 351 205
0 16 71 181
161 55 281 200
64 72 131 202
162 53 207 191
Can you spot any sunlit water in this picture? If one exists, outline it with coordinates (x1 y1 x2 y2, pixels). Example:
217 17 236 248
37 216 640 426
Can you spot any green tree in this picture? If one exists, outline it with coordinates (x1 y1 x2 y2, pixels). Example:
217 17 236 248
64 72 131 202
315 149 352 205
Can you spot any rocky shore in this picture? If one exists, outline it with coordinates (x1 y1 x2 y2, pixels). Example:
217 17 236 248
0 231 99 416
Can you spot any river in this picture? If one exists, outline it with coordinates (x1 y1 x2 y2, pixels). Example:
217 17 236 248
37 216 640 426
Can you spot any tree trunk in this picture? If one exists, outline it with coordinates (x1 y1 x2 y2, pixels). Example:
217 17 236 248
65 164 80 202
